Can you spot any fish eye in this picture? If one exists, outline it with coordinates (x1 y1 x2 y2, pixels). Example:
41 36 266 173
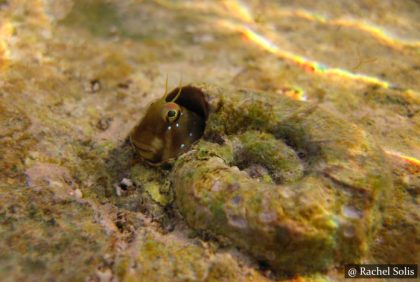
166 109 180 122
162 103 180 123
167 110 177 118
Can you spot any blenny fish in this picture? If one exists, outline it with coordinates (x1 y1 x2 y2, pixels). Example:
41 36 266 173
130 84 208 164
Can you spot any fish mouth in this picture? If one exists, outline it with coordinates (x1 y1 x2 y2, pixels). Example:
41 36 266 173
130 138 155 153
130 138 159 162
134 145 154 154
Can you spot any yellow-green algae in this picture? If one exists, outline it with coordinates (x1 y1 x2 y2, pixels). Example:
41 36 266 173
173 84 392 273
114 229 271 282
131 163 173 207
234 131 304 184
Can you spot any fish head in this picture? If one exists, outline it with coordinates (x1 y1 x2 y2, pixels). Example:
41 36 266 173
130 85 208 164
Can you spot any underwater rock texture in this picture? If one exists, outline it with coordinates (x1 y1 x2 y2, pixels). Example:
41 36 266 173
173 84 391 273
0 184 115 280
114 229 271 282
0 0 419 281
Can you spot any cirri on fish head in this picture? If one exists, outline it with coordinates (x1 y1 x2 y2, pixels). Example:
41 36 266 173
130 85 208 164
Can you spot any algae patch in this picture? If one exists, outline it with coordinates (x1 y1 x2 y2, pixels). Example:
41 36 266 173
0 186 113 280
131 164 173 207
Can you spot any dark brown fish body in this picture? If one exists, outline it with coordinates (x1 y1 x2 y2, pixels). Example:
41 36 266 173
130 86 208 164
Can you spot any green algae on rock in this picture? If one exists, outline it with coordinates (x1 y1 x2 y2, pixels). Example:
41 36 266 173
0 185 114 281
171 84 392 273
115 230 256 282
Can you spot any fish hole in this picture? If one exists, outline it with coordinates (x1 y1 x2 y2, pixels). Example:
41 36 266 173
166 86 209 120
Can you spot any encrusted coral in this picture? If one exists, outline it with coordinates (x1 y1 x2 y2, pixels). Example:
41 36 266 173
172 84 392 273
